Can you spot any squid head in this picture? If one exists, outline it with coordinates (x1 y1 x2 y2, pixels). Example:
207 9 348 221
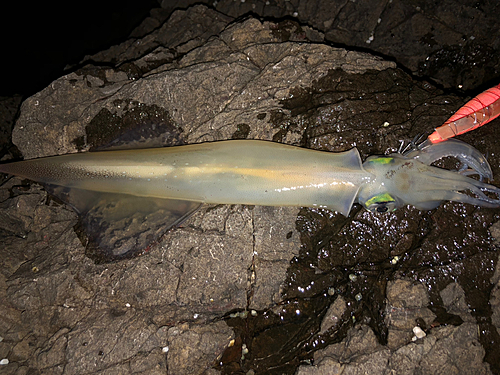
357 139 500 213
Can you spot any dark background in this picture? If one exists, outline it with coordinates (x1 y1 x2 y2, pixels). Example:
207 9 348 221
4 1 500 98
2 0 159 97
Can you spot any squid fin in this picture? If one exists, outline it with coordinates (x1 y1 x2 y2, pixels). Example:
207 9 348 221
44 184 201 263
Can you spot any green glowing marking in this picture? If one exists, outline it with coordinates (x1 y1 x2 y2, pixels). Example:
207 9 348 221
369 157 393 165
364 193 395 207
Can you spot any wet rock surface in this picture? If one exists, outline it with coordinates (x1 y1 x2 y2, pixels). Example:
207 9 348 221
151 0 500 91
1 3 500 375
296 281 490 375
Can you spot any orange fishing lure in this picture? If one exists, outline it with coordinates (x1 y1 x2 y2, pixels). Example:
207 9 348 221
428 83 500 143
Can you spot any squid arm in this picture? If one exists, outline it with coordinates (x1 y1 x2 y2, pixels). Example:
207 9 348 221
358 138 500 213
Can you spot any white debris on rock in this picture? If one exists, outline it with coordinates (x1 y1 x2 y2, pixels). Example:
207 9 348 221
412 326 426 341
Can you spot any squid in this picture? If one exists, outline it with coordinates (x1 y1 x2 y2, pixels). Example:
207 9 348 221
2 84 500 261
1 138 499 261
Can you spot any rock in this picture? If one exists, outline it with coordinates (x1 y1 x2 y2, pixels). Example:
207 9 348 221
166 321 234 375
385 279 436 349
319 296 346 334
440 282 474 323
298 305 490 375
2 10 396 373
1 4 499 374
158 0 500 90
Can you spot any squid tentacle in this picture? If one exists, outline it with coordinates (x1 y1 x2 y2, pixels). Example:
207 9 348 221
410 170 500 207
359 138 500 213
403 138 493 181
416 163 500 202
436 178 500 207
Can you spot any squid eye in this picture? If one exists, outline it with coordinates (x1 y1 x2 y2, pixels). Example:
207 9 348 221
366 201 397 213
377 205 388 213
363 193 398 213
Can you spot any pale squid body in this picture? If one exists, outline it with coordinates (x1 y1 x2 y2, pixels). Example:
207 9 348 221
1 139 499 260
0 141 366 216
